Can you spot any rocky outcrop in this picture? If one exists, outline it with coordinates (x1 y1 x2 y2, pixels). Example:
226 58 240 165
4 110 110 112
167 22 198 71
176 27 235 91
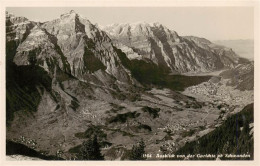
14 26 71 74
6 11 35 43
6 12 35 62
102 23 241 73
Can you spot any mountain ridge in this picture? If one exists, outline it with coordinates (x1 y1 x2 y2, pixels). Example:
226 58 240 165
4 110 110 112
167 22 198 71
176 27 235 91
102 22 246 73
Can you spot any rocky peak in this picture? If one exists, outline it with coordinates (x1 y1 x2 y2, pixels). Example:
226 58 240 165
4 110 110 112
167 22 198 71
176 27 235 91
43 10 110 43
102 22 182 46
6 11 29 25
6 12 35 43
60 10 78 19
70 10 76 14
106 22 171 38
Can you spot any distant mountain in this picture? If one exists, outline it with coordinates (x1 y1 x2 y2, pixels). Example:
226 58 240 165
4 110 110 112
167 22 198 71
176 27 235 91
213 40 254 60
102 22 244 73
220 61 254 91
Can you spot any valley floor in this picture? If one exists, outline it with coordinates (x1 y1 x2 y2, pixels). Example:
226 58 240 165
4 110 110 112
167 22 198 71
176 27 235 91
6 74 254 160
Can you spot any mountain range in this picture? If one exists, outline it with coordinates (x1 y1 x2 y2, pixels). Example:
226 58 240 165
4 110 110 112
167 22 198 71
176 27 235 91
102 22 245 73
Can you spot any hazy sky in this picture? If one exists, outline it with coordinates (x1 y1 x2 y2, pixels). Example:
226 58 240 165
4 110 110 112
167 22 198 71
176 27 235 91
7 7 254 40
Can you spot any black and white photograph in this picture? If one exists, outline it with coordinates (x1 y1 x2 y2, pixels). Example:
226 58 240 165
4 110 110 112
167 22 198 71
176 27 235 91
1 1 259 165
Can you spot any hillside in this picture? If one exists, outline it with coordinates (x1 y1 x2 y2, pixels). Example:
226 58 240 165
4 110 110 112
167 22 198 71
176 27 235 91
220 62 254 91
174 103 254 160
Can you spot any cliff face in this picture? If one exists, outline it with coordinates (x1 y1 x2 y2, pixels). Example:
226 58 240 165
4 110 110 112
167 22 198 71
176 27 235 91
6 12 35 62
102 22 240 73
14 26 71 74
183 36 240 68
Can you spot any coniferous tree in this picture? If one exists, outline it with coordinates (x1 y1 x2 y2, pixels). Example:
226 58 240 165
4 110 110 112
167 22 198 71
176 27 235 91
92 135 104 160
129 139 146 160
78 135 104 160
